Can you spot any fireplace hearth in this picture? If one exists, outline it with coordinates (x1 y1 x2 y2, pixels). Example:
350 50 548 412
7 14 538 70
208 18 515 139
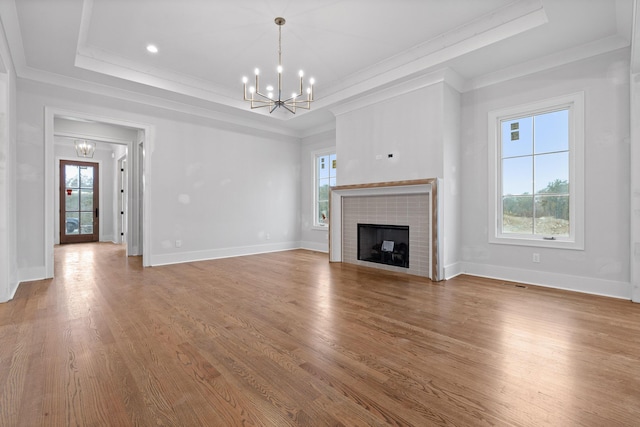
358 223 409 268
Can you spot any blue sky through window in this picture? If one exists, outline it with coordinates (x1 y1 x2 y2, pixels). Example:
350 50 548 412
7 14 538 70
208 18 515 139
501 109 569 196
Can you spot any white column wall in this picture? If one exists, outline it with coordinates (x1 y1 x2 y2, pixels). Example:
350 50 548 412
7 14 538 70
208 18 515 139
631 71 640 302
0 58 17 302
442 84 462 278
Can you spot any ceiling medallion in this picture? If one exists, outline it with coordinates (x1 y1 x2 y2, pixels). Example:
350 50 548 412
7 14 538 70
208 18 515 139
242 17 315 114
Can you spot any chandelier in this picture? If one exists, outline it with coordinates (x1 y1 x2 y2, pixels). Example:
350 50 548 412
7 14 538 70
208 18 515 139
242 17 314 114
74 139 96 158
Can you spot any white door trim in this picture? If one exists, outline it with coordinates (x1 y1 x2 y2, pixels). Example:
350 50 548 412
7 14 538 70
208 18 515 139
44 107 153 276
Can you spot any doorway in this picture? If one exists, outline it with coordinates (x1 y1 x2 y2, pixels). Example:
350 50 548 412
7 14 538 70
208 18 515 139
45 107 151 278
60 160 99 243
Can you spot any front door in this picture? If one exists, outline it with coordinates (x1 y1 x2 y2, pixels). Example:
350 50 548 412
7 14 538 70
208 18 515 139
60 160 99 244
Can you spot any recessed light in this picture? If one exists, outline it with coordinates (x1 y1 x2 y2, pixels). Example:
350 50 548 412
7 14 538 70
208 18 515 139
146 44 158 53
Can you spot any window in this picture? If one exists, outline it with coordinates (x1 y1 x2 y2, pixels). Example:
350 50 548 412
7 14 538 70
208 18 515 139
488 93 584 249
314 151 336 227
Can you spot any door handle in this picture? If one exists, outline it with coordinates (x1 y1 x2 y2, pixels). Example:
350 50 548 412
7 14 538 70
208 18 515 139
96 208 99 218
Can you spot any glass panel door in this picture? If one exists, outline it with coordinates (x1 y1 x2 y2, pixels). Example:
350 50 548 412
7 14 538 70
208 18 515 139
60 160 99 243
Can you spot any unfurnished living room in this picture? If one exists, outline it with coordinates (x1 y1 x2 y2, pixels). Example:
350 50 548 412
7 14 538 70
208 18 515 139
1 1 639 426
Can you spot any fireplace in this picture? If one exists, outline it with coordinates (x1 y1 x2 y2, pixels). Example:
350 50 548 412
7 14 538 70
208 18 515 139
340 191 429 277
329 179 442 280
358 224 409 268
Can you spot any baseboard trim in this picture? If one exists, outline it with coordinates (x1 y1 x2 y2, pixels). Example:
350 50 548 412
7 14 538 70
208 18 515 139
149 242 302 266
14 251 629 301
18 266 47 283
6 266 49 303
461 261 631 300
299 241 329 253
0 279 20 303
443 262 464 279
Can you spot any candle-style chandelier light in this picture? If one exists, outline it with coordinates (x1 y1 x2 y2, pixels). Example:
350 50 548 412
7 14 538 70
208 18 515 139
74 139 96 158
242 17 314 114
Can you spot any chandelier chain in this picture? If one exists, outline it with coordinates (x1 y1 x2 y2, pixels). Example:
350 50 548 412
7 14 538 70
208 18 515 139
278 22 282 68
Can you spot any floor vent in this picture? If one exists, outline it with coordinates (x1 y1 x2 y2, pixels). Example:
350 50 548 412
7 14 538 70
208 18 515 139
502 283 528 289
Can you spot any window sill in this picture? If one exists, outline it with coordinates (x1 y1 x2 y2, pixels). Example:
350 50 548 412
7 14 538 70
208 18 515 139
311 225 329 231
489 235 583 250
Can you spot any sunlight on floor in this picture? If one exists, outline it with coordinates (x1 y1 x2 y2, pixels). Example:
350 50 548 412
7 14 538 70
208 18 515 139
499 317 576 416
56 244 98 319
313 271 336 344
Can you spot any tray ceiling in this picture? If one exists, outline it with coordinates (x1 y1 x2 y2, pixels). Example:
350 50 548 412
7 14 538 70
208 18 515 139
1 0 634 130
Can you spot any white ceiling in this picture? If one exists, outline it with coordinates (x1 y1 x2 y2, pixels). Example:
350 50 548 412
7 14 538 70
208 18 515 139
1 0 637 132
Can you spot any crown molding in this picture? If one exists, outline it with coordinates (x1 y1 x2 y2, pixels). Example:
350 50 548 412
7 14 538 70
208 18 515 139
0 17 13 74
328 68 462 116
319 0 546 103
18 65 304 139
2 0 633 133
54 131 132 146
74 46 242 111
631 0 640 74
466 34 631 92
0 0 23 74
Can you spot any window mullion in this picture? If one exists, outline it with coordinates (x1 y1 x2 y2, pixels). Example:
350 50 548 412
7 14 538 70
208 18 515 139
531 115 536 236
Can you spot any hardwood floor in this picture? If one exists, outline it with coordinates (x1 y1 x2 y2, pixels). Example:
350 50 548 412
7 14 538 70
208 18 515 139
1 243 639 426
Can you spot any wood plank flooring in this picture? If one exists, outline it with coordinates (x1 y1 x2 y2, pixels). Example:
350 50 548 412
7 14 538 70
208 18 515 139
1 243 639 426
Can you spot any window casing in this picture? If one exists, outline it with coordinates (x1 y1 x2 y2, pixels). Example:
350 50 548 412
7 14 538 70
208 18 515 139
314 150 336 227
488 92 584 249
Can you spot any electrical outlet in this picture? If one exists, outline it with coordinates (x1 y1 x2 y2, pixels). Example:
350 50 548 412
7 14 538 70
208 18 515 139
175 240 182 248
266 233 271 240
532 253 540 263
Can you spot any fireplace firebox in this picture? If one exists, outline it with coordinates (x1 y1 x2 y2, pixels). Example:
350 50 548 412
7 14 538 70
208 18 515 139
357 223 409 268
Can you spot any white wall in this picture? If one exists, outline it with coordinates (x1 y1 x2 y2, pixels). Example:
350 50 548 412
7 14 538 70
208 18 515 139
335 83 445 186
299 129 335 252
460 49 631 299
631 70 640 303
0 29 18 303
16 81 47 280
442 84 462 277
16 78 302 280
148 117 301 265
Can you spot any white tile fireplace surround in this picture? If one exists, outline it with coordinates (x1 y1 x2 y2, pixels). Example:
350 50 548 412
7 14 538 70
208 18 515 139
329 180 442 281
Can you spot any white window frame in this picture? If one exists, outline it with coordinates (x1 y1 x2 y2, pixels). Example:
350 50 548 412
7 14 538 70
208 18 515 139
488 92 584 250
312 148 336 229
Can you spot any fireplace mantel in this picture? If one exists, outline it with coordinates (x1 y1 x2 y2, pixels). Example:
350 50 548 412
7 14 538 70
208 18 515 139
329 179 443 281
